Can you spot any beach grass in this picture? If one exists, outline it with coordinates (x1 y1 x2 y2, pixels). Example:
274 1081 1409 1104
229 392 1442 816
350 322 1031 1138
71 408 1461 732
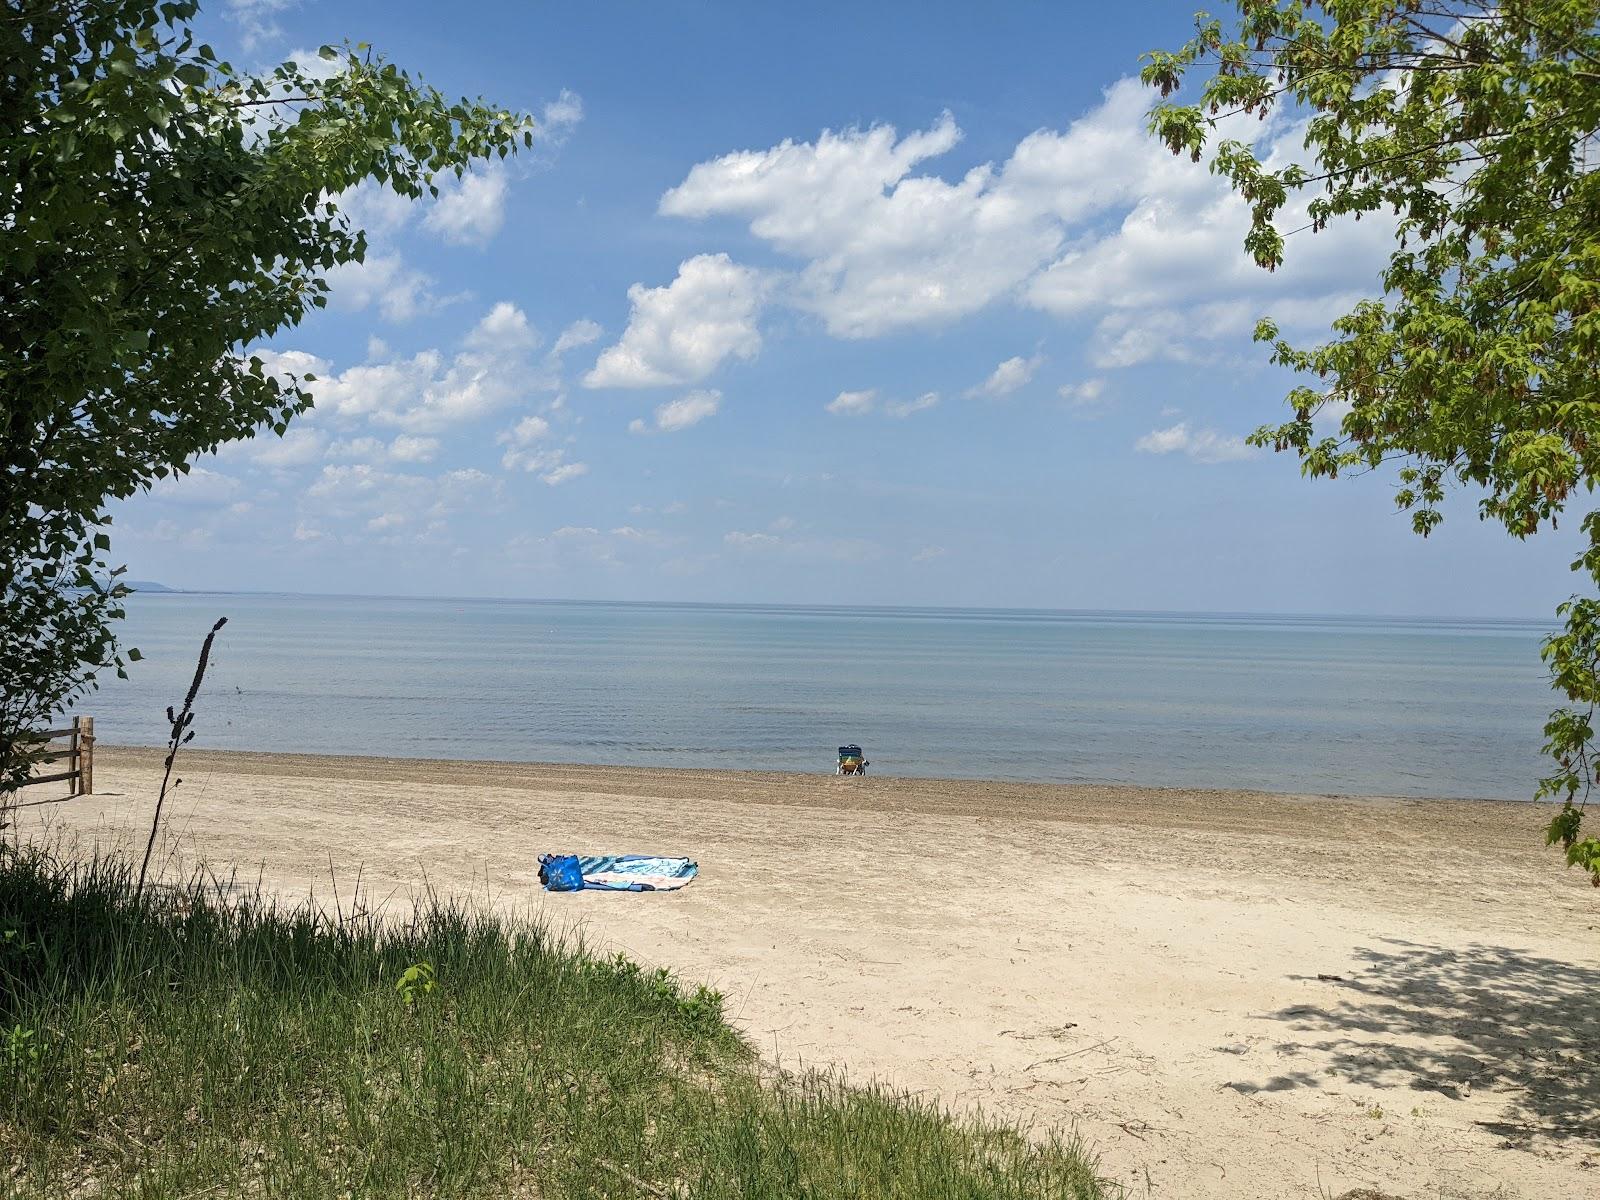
0 845 1106 1199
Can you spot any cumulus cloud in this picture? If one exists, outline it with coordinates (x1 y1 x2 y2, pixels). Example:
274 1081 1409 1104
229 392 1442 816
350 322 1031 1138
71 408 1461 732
825 388 936 417
228 0 294 51
333 182 415 238
552 318 603 357
496 413 587 485
249 426 327 469
1059 378 1110 416
302 464 501 542
1059 378 1106 405
826 389 877 416
387 434 440 463
468 300 541 354
1134 422 1256 464
323 252 439 322
585 254 766 388
259 301 551 435
660 113 1063 337
148 465 240 505
541 462 589 486
629 389 722 434
424 166 510 246
967 354 1044 399
541 89 584 143
886 391 939 418
655 78 1392 360
319 184 446 321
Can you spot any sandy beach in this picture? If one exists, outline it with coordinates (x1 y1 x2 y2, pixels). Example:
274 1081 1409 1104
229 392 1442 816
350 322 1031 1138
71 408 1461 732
20 747 1600 1200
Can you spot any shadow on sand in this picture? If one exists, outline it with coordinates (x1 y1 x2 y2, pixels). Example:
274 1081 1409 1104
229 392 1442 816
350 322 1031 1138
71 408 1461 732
1254 938 1600 1145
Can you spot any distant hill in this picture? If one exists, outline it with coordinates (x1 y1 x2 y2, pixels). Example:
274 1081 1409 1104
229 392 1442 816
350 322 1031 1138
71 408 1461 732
123 580 177 593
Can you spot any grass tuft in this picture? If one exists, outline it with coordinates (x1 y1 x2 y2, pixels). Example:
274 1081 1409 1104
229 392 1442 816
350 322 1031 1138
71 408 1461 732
0 845 1105 1198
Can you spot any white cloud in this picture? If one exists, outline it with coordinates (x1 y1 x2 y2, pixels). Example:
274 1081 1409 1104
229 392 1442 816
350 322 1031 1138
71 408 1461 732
499 415 552 449
886 391 939 418
825 388 937 418
496 413 587 485
1059 378 1106 405
552 319 603 357
912 545 947 563
504 518 682 574
148 466 240 505
302 464 500 542
387 434 439 463
660 112 1064 337
1134 422 1257 464
541 462 589 486
261 302 550 435
1059 378 1110 416
724 530 780 549
250 426 327 469
656 78 1391 358
584 254 767 388
229 0 294 51
325 436 386 461
323 252 438 322
629 389 722 434
425 166 510 246
332 183 415 239
723 529 881 563
826 389 876 416
541 89 584 143
468 300 541 354
968 354 1044 399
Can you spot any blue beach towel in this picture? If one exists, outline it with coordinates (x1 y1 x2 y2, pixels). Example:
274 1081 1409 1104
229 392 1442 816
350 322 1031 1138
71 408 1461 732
539 854 698 892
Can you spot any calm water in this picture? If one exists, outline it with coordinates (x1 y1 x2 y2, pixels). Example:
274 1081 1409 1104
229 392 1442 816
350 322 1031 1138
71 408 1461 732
87 593 1557 801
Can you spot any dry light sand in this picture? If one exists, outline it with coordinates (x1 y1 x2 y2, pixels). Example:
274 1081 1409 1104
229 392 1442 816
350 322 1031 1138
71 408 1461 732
19 748 1600 1199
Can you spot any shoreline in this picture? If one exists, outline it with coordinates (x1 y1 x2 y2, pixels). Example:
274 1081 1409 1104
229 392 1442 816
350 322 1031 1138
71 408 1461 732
95 742 1533 810
25 746 1599 1199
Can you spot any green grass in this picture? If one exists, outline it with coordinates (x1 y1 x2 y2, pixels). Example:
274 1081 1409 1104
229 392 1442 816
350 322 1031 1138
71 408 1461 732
0 846 1106 1199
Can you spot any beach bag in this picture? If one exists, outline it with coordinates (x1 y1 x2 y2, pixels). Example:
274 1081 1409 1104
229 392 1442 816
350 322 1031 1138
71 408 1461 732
539 854 585 892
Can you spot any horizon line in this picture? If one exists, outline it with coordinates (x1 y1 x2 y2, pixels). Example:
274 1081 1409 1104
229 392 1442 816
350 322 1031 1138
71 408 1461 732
125 584 1556 627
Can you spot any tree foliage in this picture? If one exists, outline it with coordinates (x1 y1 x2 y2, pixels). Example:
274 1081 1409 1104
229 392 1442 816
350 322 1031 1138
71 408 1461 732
0 0 532 798
1144 1 1600 881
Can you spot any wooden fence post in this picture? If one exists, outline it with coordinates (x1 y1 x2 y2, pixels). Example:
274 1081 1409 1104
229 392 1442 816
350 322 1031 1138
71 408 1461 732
79 716 94 796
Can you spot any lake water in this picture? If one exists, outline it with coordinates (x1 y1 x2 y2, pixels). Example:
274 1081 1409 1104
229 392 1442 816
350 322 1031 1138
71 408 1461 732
88 592 1557 801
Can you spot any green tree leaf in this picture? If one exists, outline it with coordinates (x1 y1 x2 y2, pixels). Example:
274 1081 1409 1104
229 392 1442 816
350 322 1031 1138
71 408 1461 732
0 0 534 802
1146 1 1600 883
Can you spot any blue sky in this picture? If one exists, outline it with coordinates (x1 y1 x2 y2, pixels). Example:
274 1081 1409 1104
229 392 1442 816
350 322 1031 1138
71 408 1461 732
115 0 1583 617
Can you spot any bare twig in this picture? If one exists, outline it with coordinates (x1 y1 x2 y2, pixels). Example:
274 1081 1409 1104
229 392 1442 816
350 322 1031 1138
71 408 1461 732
136 616 227 899
1026 1037 1118 1071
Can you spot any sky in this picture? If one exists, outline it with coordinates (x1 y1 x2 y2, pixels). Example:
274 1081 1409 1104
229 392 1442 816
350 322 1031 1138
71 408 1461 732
112 0 1585 618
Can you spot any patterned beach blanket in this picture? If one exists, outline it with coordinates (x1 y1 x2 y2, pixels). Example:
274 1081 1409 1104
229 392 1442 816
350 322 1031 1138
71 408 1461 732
539 854 698 892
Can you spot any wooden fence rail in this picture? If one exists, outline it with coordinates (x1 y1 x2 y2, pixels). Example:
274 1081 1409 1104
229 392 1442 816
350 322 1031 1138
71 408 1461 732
15 716 94 796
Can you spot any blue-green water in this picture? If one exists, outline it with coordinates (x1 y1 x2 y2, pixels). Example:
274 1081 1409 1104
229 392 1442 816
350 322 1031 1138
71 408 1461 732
91 593 1556 800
